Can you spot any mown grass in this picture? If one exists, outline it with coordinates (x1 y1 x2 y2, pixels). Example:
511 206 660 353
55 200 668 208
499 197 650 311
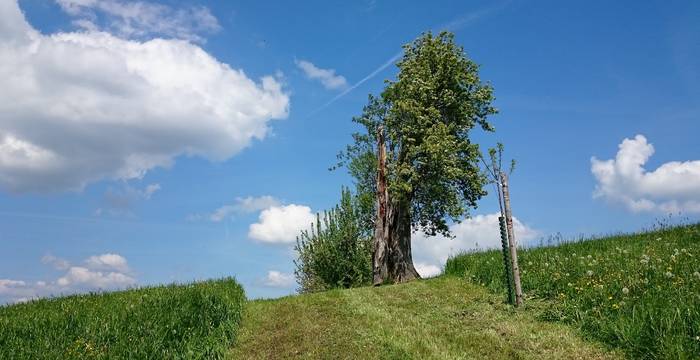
445 223 700 359
230 276 620 359
0 277 245 359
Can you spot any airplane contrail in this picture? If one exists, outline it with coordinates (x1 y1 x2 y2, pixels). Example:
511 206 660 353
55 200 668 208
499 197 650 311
305 1 510 118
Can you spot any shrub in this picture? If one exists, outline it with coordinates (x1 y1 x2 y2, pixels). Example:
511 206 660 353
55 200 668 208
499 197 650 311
295 187 373 293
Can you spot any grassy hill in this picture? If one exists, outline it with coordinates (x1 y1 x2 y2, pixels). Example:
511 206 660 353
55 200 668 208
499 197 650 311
229 276 619 359
445 223 700 359
0 278 245 359
2 224 697 359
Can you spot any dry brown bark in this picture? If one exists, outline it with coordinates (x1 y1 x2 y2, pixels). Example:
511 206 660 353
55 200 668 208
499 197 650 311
373 125 419 285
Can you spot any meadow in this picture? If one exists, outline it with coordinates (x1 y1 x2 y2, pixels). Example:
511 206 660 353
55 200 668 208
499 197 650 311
0 278 245 359
445 223 700 359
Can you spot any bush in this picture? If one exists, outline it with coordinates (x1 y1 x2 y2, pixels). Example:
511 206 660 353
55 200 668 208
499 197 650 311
295 187 373 293
0 278 245 359
445 224 700 359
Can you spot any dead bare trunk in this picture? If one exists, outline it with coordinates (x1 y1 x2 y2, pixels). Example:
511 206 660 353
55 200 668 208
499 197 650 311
373 125 419 285
373 126 389 285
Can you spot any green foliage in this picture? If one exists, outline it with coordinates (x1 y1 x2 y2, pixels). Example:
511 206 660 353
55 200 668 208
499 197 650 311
0 278 245 359
445 224 700 359
294 188 373 293
338 31 497 238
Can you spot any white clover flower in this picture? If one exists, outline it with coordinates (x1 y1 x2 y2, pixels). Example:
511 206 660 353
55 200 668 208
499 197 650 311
587 255 592 259
587 270 594 277
693 271 700 279
622 287 629 295
665 271 674 279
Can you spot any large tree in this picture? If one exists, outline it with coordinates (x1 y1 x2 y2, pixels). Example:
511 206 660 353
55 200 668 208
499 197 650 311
339 32 497 284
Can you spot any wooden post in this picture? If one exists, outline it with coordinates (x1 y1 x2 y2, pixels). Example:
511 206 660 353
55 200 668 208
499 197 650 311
500 171 523 306
498 215 514 305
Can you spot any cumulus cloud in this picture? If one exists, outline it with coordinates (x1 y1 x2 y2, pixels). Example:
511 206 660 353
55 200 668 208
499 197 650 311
591 135 700 213
1 252 135 304
56 0 221 42
415 262 441 278
84 253 130 272
41 253 71 270
56 266 135 288
189 195 281 222
295 59 348 90
261 270 295 288
0 0 289 193
96 183 160 216
248 204 315 244
412 213 538 273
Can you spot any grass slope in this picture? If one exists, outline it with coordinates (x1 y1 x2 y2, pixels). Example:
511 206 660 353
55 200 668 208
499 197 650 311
445 224 700 359
230 276 619 359
0 278 245 359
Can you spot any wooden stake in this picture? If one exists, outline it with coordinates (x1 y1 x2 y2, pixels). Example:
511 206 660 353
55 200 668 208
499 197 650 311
500 171 523 306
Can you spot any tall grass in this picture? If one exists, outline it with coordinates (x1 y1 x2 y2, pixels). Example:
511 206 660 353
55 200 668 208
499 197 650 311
445 224 700 359
0 277 245 359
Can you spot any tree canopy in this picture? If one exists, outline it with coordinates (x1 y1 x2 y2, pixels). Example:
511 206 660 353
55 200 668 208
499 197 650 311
340 31 497 241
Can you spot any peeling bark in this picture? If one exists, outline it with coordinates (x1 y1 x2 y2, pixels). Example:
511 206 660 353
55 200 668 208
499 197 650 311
373 125 419 285
373 125 389 285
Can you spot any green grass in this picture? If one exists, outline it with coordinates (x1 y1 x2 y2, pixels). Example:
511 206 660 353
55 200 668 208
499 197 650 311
0 277 245 359
445 223 700 359
230 276 620 359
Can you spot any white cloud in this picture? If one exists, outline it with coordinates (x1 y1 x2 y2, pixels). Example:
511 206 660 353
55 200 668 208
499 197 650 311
412 213 538 272
56 266 135 288
84 253 130 272
0 279 26 293
189 195 281 222
96 183 160 216
415 262 441 278
591 135 700 213
1 252 136 304
41 254 71 270
56 0 221 43
261 270 295 288
248 204 315 244
0 0 289 193
234 195 281 213
295 59 348 90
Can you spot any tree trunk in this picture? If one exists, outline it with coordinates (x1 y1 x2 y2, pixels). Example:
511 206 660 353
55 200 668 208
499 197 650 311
386 197 420 283
373 125 419 285
373 126 389 286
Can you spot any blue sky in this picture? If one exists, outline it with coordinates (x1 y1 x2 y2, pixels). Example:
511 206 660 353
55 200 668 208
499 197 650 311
1 0 699 303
